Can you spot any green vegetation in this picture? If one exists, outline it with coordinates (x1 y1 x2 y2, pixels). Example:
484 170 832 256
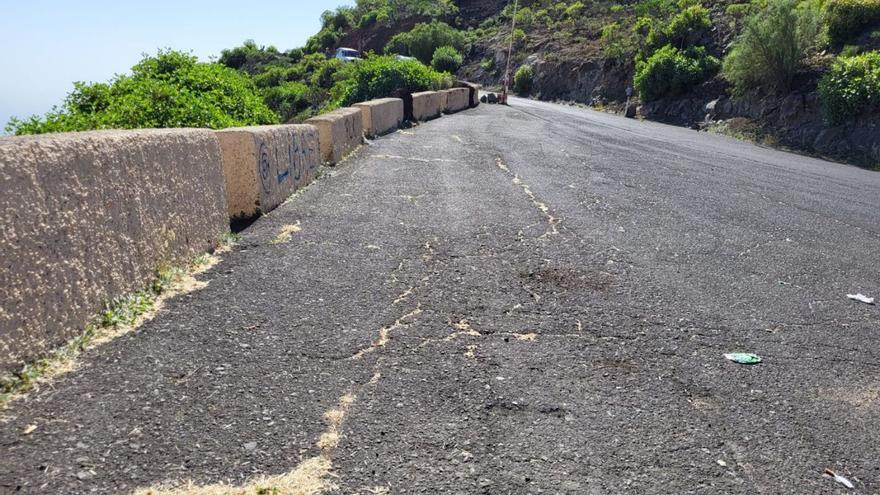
8 0 880 135
431 46 464 73
6 50 277 135
818 50 880 124
635 45 720 100
722 0 823 94
385 21 469 64
329 55 451 107
0 253 217 406
645 4 713 51
825 0 880 44
514 65 535 94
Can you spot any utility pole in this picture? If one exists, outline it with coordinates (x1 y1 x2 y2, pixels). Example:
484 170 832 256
501 0 518 105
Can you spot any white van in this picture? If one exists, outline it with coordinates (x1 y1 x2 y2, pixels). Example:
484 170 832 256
335 48 361 62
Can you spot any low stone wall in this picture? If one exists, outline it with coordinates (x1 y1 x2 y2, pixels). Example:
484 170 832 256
217 125 320 219
445 88 471 113
353 98 404 138
305 108 364 165
455 81 482 108
412 92 444 121
0 129 228 372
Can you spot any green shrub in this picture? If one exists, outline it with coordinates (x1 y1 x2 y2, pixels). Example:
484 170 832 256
330 55 451 107
219 40 302 74
601 22 632 61
253 66 300 88
818 51 880 124
263 82 311 122
565 2 586 18
6 50 277 135
431 46 464 73
725 3 756 17
385 21 468 64
643 4 713 52
515 7 535 27
722 0 822 93
635 45 720 100
665 5 713 47
825 0 880 44
511 28 528 46
513 65 534 94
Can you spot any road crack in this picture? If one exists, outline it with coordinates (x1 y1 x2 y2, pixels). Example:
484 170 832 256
494 157 560 238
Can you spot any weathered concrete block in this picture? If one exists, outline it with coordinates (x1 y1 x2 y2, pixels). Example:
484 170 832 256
0 129 228 372
217 125 319 219
438 91 449 114
456 81 482 108
412 91 445 121
353 98 404 138
444 88 471 113
305 108 364 165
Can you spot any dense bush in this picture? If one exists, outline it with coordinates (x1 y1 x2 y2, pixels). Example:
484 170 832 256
330 55 451 107
513 65 534 94
635 45 719 100
825 0 880 44
664 5 713 47
219 40 302 74
641 3 713 55
722 0 822 94
6 50 277 135
263 81 311 122
385 21 468 64
351 0 457 27
818 51 880 124
431 46 464 73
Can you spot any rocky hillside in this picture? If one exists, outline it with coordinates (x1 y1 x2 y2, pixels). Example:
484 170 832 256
323 0 880 168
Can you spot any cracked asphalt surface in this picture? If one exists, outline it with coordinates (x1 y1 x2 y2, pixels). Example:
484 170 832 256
2 97 879 494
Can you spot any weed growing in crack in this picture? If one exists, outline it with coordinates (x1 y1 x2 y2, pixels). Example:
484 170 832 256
0 255 218 408
219 231 242 248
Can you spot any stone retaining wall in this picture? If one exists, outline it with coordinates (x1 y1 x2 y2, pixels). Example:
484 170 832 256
0 129 228 371
217 125 320 219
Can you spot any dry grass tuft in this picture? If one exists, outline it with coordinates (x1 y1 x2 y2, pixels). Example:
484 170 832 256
133 392 358 495
271 222 302 245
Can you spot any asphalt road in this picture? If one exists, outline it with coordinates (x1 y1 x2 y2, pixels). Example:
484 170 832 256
2 97 879 494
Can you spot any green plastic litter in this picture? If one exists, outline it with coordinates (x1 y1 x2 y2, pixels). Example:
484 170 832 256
724 353 762 365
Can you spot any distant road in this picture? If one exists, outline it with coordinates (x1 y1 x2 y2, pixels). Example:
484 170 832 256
2 98 879 494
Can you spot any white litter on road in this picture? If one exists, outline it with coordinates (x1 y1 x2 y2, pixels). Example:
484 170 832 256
847 293 875 305
824 469 855 489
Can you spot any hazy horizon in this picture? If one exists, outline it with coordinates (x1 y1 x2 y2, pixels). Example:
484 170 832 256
0 0 354 132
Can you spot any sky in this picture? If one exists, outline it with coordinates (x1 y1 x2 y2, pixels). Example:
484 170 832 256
0 0 354 130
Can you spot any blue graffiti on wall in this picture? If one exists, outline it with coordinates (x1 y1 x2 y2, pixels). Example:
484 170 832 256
259 142 272 194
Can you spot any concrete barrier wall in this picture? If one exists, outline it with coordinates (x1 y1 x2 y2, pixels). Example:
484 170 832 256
445 88 471 113
438 91 449 115
412 92 445 121
305 108 364 165
0 129 228 372
455 81 482 108
217 125 320 219
353 98 404 138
